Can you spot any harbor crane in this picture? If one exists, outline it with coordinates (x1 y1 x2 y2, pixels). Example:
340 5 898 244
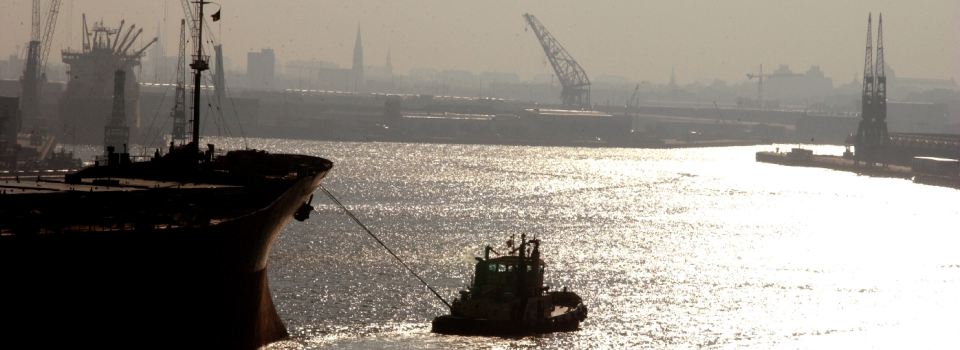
523 13 591 109
20 0 62 128
853 13 888 164
745 64 765 109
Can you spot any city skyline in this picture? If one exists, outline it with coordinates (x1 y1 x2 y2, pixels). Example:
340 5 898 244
0 0 956 85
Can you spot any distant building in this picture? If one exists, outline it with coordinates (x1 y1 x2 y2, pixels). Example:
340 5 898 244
887 102 949 134
479 71 519 85
316 66 354 91
595 75 629 85
313 27 372 92
247 48 275 90
0 54 24 81
439 70 477 87
0 96 19 146
409 68 438 83
479 71 520 97
896 77 958 93
763 65 834 104
885 63 958 99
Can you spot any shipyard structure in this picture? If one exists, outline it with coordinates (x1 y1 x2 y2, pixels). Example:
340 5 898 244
58 17 155 145
3 10 956 155
756 14 960 190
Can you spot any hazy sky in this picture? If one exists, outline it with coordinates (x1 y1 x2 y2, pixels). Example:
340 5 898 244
1 0 957 84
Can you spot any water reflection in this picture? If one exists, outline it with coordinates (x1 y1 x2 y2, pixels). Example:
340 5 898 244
225 139 960 349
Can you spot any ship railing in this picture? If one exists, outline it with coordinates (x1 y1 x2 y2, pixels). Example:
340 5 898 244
92 154 155 167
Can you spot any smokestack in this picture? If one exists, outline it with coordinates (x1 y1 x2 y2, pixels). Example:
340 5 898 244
103 70 130 157
111 70 125 125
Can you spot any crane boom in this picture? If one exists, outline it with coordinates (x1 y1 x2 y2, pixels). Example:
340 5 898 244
522 13 590 109
111 20 126 52
82 14 90 52
114 24 136 55
874 14 886 125
31 0 41 41
119 28 144 56
130 37 158 58
861 13 874 117
38 0 62 73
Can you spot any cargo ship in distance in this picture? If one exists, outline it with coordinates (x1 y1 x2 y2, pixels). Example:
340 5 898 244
0 3 331 349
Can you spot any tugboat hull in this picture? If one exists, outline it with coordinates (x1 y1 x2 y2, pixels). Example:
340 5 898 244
432 295 588 336
432 303 587 335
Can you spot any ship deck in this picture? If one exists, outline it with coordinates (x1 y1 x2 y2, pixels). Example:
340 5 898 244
0 175 236 195
0 174 278 236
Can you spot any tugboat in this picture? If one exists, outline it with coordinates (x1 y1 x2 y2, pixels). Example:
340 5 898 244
432 235 588 335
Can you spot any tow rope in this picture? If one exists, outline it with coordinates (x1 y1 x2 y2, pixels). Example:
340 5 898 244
318 185 452 309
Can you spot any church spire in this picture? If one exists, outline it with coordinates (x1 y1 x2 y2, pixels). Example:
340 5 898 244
352 25 364 92
669 65 677 87
385 48 392 76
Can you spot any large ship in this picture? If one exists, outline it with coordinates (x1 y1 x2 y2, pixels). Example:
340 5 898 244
0 3 331 349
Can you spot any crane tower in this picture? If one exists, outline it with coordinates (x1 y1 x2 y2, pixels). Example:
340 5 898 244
853 13 888 164
523 13 591 109
20 0 62 129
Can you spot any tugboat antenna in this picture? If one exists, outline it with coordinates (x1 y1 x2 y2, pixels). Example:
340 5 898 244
319 185 452 309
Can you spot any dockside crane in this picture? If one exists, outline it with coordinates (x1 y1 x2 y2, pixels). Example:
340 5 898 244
853 13 888 164
523 13 591 109
745 64 766 109
20 0 62 129
38 0 62 74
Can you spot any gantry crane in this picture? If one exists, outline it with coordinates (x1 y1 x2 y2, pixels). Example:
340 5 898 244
523 13 591 109
853 13 888 164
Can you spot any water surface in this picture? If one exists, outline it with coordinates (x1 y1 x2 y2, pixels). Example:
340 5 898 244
171 140 959 349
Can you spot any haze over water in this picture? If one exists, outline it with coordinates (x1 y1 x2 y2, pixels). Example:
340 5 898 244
209 139 960 349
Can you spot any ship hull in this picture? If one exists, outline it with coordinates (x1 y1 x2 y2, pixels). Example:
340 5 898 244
0 161 328 349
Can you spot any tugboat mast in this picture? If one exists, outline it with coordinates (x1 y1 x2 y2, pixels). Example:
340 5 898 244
189 0 209 150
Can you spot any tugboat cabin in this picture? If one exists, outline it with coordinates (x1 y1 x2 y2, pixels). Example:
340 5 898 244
472 255 546 300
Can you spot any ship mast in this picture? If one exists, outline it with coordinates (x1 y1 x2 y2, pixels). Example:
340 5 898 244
188 0 209 150
171 19 187 145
